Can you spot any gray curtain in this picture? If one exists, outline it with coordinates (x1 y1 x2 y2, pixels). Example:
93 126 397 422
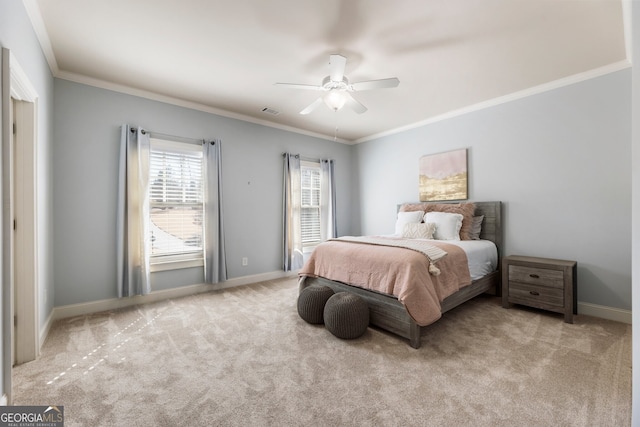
117 125 151 297
283 153 303 271
203 140 227 283
320 159 337 241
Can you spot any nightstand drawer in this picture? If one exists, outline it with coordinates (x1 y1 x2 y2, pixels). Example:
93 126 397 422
508 282 564 307
509 265 563 289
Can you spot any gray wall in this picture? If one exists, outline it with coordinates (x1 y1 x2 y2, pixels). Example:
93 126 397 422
0 0 55 398
52 79 352 306
354 69 631 311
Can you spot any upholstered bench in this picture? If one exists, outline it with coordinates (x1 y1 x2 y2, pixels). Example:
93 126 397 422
323 292 369 339
297 284 335 324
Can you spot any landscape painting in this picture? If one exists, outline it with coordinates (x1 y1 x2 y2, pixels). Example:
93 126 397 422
419 149 468 201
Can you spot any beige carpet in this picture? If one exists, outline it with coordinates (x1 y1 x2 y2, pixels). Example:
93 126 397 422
13 277 631 426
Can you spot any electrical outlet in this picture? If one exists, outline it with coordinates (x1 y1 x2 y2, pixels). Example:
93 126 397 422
242 257 248 266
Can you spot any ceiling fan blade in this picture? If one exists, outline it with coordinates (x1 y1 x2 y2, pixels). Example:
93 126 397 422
344 93 367 114
275 83 324 91
329 54 347 82
350 77 400 91
300 97 324 115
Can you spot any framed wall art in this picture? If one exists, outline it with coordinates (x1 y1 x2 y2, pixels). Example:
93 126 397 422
419 148 468 201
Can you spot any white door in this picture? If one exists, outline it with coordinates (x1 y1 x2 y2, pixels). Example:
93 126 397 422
12 96 39 366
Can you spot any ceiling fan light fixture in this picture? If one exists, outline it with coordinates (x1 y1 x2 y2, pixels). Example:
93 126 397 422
276 54 398 115
323 89 347 111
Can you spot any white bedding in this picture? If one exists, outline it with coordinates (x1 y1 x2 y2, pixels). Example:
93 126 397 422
441 239 498 280
384 235 498 280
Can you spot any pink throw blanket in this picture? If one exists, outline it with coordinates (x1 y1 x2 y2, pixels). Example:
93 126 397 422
299 238 471 326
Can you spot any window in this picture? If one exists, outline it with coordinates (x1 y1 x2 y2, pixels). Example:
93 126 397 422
149 138 204 264
300 160 321 248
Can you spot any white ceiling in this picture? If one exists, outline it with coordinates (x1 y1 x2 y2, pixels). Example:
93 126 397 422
26 0 628 143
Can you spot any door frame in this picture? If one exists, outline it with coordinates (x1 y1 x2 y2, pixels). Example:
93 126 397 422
2 47 39 404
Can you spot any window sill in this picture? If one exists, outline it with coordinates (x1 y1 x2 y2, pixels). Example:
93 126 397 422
150 258 204 272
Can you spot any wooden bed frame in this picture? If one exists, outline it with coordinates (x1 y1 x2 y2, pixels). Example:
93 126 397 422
299 201 502 349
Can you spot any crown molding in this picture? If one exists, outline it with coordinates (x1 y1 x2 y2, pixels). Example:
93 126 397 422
21 0 59 74
55 70 350 144
622 0 632 63
354 59 632 144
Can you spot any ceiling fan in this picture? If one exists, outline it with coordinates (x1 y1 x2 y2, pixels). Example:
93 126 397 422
275 54 400 115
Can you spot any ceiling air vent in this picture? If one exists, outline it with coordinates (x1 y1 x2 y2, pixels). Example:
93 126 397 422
261 107 280 116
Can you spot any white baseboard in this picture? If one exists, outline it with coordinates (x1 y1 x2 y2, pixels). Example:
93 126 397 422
52 270 297 322
578 301 631 324
219 270 298 289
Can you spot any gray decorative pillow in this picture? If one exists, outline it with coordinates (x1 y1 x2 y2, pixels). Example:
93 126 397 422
469 215 484 240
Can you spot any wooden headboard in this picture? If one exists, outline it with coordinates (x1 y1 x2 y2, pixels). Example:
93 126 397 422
397 201 503 259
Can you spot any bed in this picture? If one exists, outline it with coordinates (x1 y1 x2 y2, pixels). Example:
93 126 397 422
298 201 502 348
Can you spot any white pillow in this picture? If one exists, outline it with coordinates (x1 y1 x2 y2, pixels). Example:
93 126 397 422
402 222 436 239
424 212 463 240
394 211 424 235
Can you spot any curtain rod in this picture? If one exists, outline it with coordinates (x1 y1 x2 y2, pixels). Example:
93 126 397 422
130 127 206 145
282 153 328 163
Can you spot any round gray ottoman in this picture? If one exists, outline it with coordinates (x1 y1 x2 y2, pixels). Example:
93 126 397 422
297 285 335 324
323 292 369 339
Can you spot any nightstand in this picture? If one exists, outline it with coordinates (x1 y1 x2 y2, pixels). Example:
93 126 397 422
502 255 577 323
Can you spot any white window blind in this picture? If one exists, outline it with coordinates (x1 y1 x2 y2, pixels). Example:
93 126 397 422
301 162 321 245
149 138 204 260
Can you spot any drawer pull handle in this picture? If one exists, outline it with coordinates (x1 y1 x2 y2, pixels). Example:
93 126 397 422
529 274 540 279
529 291 540 296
